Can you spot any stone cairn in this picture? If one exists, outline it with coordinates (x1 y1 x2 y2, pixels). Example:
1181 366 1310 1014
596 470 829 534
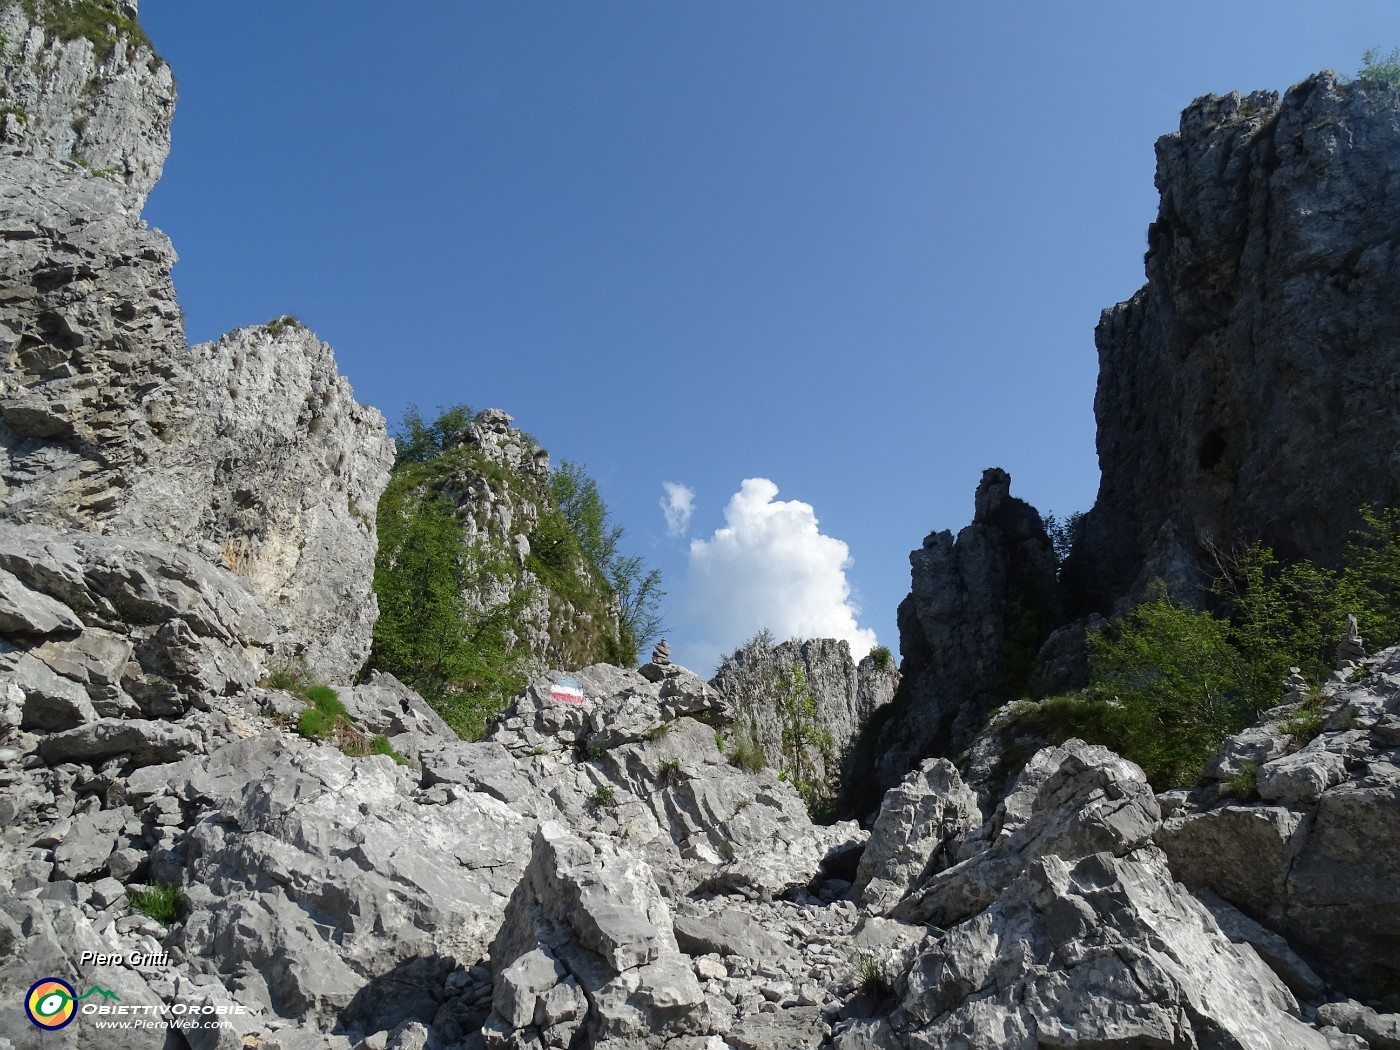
1336 614 1366 671
651 638 671 666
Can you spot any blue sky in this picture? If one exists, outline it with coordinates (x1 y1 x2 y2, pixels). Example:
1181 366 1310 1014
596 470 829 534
138 1 1397 673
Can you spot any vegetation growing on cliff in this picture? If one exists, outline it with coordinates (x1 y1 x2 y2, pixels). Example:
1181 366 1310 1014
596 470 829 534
369 404 662 740
1006 504 1400 789
22 0 153 60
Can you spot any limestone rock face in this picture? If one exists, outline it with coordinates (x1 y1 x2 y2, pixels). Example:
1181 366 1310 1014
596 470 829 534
1065 72 1400 614
0 0 175 207
1159 646 1400 1006
711 635 897 799
838 740 1326 1050
0 1 392 681
122 321 394 680
845 468 1059 815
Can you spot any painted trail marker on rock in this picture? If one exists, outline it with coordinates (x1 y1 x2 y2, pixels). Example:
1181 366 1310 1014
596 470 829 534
551 677 585 706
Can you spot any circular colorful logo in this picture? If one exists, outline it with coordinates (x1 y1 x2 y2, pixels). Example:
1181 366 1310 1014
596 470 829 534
26 978 77 1029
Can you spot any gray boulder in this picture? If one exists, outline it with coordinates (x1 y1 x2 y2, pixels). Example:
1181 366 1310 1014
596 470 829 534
486 821 708 1048
852 758 981 914
1159 647 1400 1004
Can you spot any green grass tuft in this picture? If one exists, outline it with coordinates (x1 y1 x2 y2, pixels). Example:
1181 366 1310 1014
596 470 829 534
129 882 184 925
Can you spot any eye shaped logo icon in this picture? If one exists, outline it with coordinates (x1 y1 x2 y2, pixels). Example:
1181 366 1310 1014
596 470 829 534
26 978 77 1029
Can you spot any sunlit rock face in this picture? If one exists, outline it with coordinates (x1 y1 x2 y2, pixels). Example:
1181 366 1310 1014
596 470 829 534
0 1 393 678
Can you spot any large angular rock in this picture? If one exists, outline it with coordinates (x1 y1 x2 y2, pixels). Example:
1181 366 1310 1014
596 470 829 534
892 739 1160 927
849 849 1327 1050
164 735 534 1030
38 717 202 767
486 821 707 1048
852 758 981 914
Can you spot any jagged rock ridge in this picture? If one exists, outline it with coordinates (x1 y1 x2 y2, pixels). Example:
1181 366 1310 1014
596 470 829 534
0 0 394 680
710 634 897 800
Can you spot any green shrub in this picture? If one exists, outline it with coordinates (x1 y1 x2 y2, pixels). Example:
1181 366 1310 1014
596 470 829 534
370 470 529 740
369 735 409 766
129 883 184 925
658 758 684 786
264 315 302 337
868 645 894 673
1359 47 1400 87
1278 707 1325 749
589 785 616 809
296 684 349 741
262 661 311 693
1084 593 1250 788
852 952 893 1001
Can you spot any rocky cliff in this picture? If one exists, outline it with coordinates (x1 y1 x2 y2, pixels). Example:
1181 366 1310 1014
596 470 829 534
0 0 393 680
1064 71 1400 616
3 6 1400 1046
843 468 1060 814
710 635 897 805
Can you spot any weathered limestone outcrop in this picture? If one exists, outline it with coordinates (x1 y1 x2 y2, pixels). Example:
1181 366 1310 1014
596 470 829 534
843 468 1059 815
0 0 174 207
710 635 897 801
131 321 394 680
0 0 392 679
381 407 623 676
1064 72 1400 615
1159 645 1400 1008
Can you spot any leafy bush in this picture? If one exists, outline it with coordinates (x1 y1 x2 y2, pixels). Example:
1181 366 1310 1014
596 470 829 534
391 403 475 466
589 785 617 809
1084 593 1250 788
296 684 349 741
868 645 894 673
1217 504 1400 696
129 883 185 925
1359 46 1400 87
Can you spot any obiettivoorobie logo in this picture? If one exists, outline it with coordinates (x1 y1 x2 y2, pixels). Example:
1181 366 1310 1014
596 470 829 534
25 978 121 1029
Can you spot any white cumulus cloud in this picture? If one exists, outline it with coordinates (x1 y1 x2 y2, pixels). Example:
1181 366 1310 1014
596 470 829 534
673 478 877 673
660 482 696 537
